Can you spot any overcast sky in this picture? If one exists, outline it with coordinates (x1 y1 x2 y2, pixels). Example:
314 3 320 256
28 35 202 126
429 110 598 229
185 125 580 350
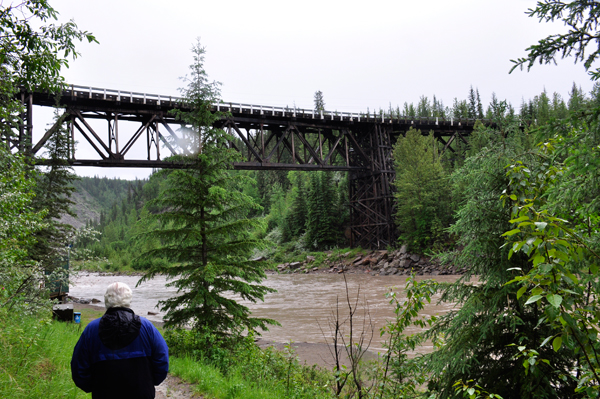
44 0 596 179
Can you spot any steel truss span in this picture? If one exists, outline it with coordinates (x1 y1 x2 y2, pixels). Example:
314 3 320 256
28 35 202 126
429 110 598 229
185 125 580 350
7 85 486 249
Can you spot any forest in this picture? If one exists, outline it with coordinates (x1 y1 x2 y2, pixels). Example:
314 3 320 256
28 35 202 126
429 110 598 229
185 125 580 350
74 82 598 272
3 0 600 398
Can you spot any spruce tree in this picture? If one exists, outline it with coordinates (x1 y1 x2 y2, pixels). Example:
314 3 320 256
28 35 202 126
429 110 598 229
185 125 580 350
314 90 325 114
468 86 477 118
137 40 276 334
476 88 484 119
568 82 586 111
284 171 308 240
29 109 77 270
452 98 469 120
305 171 338 249
392 128 450 251
417 96 431 117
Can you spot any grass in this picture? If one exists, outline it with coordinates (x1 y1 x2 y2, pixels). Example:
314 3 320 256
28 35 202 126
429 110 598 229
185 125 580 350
78 307 104 326
169 349 333 399
0 307 336 399
0 309 90 399
0 306 108 399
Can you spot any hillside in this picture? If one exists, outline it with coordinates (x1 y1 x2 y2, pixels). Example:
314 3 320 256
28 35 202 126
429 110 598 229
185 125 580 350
59 185 101 229
61 176 146 229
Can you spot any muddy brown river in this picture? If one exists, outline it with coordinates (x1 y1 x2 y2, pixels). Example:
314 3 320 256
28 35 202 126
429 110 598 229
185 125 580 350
70 273 461 352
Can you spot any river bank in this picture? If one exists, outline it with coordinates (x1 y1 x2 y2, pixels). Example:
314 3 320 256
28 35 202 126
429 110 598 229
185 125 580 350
72 302 377 370
74 247 463 279
272 246 463 276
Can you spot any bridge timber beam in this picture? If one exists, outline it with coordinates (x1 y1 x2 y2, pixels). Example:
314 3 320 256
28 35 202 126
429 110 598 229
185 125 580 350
5 85 487 249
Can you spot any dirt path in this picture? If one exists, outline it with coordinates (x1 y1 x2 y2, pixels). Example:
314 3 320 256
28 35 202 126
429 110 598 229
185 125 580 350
155 375 203 398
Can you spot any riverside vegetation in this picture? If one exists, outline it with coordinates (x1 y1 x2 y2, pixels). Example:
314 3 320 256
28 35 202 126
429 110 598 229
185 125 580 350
4 0 600 398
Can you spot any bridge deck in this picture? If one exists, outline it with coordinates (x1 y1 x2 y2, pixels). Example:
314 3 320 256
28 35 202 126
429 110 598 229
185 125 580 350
32 84 482 134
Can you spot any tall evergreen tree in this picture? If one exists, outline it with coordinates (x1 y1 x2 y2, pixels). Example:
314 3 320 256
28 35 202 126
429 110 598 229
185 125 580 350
551 92 568 119
589 81 600 107
476 88 484 119
314 90 325 114
568 82 586 111
452 98 469 119
137 40 276 334
392 128 450 251
284 171 308 240
29 109 77 269
468 86 477 118
417 96 431 117
403 102 417 118
305 171 338 249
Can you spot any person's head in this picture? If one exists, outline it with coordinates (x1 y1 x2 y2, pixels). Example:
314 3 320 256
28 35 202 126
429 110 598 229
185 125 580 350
104 282 132 309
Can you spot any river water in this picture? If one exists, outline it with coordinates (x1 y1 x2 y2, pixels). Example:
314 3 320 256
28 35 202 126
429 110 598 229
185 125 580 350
70 272 460 352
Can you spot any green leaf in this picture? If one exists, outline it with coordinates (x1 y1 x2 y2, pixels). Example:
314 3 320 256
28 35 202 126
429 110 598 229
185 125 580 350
517 285 528 299
534 222 548 231
547 294 562 308
552 336 562 352
532 255 545 266
509 215 529 223
539 263 553 273
525 295 543 305
502 229 521 237
540 335 553 347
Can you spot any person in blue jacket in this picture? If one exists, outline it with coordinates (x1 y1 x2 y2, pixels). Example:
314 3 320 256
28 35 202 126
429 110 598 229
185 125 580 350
71 282 169 399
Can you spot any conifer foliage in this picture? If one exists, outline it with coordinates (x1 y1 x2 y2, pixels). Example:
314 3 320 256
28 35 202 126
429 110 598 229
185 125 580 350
137 40 276 334
29 110 77 269
392 128 450 251
305 171 339 250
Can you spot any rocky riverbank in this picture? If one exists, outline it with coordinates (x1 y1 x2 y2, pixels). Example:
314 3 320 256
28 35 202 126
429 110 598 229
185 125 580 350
273 245 465 276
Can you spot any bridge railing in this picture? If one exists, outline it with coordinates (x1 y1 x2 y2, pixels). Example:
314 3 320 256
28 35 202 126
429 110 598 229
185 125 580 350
67 84 182 107
66 84 484 126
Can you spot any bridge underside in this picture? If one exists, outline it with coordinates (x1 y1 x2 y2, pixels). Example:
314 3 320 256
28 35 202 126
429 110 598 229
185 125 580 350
6 88 480 249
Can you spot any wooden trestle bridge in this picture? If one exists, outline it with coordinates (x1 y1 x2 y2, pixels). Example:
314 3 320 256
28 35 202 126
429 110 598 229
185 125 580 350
9 85 484 249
